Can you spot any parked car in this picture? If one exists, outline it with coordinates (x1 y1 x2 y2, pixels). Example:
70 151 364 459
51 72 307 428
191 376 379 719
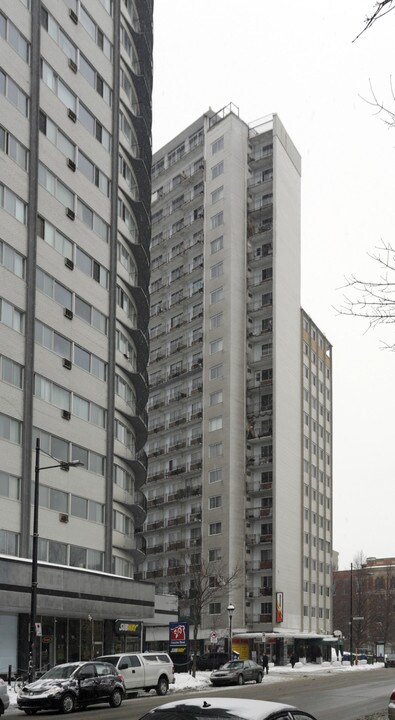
96 652 174 696
195 652 229 670
210 659 263 686
386 654 395 668
0 679 10 716
389 687 395 720
136 697 318 720
16 661 125 714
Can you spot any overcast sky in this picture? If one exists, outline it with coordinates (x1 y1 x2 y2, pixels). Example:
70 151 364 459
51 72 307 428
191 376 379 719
151 1 395 571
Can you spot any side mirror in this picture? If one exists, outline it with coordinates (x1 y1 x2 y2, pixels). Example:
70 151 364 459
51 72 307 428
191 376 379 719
118 663 128 671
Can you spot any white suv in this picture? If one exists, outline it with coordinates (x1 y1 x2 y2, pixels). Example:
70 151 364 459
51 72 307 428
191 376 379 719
96 652 174 696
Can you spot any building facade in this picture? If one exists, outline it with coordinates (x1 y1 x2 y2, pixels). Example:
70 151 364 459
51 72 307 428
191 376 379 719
0 0 164 674
333 557 395 658
139 104 333 650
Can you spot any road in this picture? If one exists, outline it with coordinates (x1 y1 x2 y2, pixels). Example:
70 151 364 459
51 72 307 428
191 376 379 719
11 669 394 720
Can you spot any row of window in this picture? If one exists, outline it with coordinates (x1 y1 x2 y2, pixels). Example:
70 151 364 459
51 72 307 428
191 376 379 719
41 59 111 151
35 320 107 381
0 11 30 62
34 428 105 475
0 182 26 224
39 111 110 197
303 606 330 620
38 217 108 288
303 463 331 486
37 266 107 334
41 6 112 105
34 373 106 428
38 162 109 242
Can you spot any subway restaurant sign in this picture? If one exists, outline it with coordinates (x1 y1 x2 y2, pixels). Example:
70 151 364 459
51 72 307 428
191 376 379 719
115 620 142 636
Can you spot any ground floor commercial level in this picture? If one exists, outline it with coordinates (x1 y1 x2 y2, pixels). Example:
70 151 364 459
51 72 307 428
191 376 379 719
0 555 177 677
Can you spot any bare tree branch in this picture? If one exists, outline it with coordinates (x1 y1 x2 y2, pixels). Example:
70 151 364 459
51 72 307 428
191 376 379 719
335 242 395 350
354 0 395 42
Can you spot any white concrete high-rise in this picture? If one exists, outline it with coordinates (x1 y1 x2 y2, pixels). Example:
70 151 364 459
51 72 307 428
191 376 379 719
139 105 333 652
0 0 163 673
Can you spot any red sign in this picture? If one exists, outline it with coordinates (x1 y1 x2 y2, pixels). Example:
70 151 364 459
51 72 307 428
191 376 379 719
170 624 186 642
276 592 284 623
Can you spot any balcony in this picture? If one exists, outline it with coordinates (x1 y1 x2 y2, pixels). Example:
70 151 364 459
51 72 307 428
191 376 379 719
166 566 185 576
146 569 164 579
167 515 186 527
146 544 164 555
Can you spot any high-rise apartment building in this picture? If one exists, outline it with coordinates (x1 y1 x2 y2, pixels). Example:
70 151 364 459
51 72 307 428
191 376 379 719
0 0 171 672
140 105 333 654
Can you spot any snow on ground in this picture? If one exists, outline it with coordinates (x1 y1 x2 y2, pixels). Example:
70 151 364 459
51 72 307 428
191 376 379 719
5 660 385 708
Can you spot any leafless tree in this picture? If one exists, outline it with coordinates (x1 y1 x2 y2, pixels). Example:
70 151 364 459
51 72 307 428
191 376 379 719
337 241 395 350
175 557 240 677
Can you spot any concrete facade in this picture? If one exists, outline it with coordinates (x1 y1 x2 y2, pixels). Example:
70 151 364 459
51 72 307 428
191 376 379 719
0 0 176 674
140 105 333 644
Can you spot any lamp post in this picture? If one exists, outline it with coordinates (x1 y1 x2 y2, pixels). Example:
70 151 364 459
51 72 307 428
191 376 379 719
349 562 353 666
29 437 83 682
227 603 235 661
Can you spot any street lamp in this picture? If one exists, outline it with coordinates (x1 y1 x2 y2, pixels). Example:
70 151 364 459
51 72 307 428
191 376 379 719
227 603 235 661
349 562 353 666
29 437 83 682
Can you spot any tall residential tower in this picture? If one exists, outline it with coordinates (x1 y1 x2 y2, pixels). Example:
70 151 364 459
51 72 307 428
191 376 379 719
140 105 333 652
0 0 162 672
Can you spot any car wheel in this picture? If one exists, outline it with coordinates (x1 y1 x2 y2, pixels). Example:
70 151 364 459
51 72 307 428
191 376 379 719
109 689 123 708
256 672 263 683
156 676 169 696
237 674 245 685
60 693 76 714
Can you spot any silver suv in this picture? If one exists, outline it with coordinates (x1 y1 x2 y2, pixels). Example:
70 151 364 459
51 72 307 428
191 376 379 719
0 679 9 716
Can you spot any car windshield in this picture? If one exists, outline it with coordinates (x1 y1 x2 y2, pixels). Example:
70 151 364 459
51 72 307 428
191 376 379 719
40 665 79 680
221 661 243 670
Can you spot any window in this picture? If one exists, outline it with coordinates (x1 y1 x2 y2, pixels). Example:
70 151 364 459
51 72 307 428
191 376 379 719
209 495 222 509
209 443 223 458
0 355 23 388
211 186 223 204
210 339 223 354
209 467 223 483
210 364 223 380
0 124 29 170
210 313 223 330
0 471 20 500
211 236 223 254
0 413 21 443
211 211 223 229
38 163 74 209
209 602 221 615
211 160 224 179
209 416 222 432
210 390 223 406
208 548 222 561
212 136 224 154
210 261 223 279
0 298 25 333
0 183 27 223
0 12 29 61
0 240 25 278
210 287 224 304
0 529 19 556
0 70 29 116
209 522 222 536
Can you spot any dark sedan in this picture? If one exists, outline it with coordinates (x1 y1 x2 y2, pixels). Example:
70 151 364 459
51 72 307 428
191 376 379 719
137 697 318 720
210 659 263 686
17 661 125 714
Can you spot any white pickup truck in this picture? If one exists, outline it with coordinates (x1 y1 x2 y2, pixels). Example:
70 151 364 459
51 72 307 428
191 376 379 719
96 652 174 696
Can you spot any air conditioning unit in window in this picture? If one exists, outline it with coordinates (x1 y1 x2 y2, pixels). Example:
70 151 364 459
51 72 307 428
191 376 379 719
64 257 74 270
64 308 73 320
68 58 78 73
69 8 78 23
66 207 75 220
67 158 76 172
62 409 71 421
59 513 69 523
68 108 77 123
63 358 72 370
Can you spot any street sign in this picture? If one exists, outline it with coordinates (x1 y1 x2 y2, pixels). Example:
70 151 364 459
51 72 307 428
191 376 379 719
353 617 364 621
210 631 218 643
